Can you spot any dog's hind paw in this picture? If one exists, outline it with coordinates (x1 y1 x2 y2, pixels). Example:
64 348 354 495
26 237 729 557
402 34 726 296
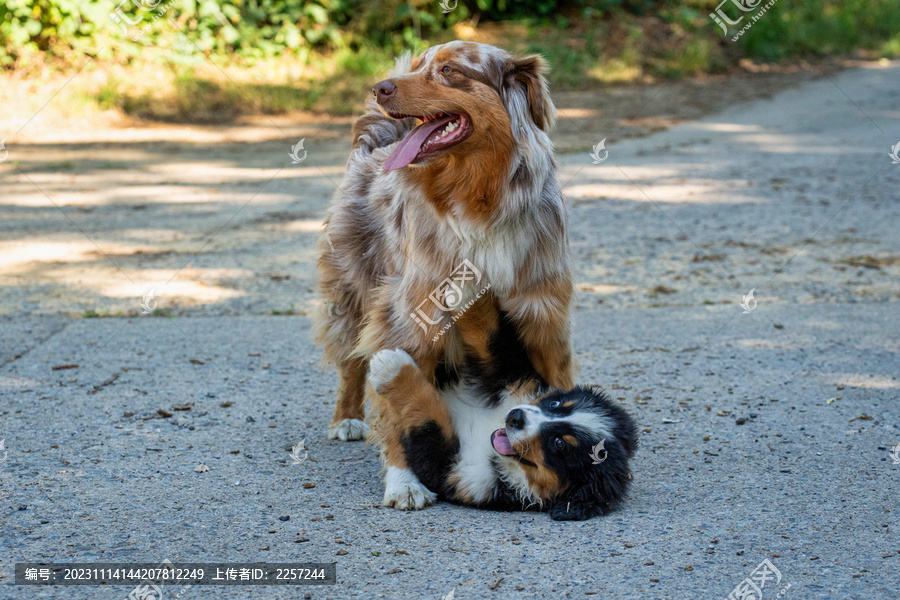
382 467 435 510
367 349 416 394
328 418 369 441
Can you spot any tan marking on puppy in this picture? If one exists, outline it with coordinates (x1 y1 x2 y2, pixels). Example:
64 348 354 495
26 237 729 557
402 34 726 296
513 437 566 499
562 434 579 447
369 356 454 471
378 364 454 437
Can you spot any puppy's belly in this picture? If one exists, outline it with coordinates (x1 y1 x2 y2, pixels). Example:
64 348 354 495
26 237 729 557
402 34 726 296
444 386 519 504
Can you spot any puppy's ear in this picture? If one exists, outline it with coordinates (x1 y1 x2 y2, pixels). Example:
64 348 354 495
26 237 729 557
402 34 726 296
505 54 557 132
548 486 607 521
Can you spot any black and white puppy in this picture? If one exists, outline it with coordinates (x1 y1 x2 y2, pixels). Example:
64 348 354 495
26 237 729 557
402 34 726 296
366 307 638 521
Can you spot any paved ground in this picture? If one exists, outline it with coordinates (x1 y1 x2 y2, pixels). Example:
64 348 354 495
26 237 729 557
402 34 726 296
1 59 899 599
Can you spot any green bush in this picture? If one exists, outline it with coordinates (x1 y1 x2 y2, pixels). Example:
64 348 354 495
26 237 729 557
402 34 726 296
0 0 688 69
737 0 900 60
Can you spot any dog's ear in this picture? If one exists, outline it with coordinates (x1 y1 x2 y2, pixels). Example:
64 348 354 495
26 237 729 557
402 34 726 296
548 486 608 521
505 54 557 132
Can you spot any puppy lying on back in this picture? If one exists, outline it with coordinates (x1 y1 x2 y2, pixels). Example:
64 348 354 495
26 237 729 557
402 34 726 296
366 300 638 521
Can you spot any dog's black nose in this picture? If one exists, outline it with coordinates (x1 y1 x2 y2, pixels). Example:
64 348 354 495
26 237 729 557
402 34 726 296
373 80 397 103
506 408 526 430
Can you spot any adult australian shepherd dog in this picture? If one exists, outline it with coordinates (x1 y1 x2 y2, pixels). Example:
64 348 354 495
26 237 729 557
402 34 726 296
316 41 574 439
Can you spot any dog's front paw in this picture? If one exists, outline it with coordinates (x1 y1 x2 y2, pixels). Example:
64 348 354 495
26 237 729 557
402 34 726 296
328 418 369 441
368 349 416 394
382 467 435 510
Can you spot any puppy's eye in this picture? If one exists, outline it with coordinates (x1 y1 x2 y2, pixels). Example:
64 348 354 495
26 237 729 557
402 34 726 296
442 66 453 74
554 437 565 450
549 400 561 409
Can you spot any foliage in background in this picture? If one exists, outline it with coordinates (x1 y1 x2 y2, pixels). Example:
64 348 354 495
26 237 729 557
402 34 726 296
2 0 898 118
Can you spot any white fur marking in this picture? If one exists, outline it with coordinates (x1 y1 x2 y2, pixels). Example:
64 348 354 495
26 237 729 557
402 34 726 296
383 466 436 510
328 418 370 441
368 348 416 394
445 386 525 503
507 404 614 444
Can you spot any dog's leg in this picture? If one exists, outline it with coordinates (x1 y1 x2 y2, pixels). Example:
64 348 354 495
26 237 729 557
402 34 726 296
327 357 370 441
368 349 454 510
503 278 576 389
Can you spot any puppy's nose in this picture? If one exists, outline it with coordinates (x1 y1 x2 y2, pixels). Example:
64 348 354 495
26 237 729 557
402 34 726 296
506 408 526 431
373 80 397 104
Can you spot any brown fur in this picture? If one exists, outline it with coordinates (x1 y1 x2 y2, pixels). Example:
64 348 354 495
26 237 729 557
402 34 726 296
371 363 454 470
514 437 565 499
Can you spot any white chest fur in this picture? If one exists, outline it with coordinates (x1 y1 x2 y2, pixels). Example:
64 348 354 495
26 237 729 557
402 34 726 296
443 386 523 503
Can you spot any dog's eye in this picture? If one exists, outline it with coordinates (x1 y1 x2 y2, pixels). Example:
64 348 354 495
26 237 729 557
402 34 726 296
554 437 565 450
442 66 453 74
549 400 561 409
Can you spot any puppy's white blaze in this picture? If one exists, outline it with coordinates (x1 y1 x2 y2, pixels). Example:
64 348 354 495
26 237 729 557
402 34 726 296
383 466 435 510
506 403 615 444
445 385 521 503
565 411 615 441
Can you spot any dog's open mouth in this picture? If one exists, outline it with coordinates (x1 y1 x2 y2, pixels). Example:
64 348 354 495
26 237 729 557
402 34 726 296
384 112 472 171
490 428 518 457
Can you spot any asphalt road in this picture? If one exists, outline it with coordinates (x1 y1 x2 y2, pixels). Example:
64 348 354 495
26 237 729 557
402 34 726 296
1 60 899 599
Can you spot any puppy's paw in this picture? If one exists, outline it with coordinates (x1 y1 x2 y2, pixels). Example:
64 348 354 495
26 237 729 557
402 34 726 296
382 467 435 510
327 418 369 442
368 349 416 394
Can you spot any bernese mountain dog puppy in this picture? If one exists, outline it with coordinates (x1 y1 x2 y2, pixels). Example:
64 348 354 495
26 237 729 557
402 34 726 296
366 300 638 521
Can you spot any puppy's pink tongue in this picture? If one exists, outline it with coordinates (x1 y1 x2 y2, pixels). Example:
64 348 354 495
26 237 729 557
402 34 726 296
491 429 517 457
384 116 454 171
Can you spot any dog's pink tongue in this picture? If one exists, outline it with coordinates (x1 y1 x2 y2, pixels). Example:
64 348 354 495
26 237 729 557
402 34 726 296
491 429 517 457
384 116 453 171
